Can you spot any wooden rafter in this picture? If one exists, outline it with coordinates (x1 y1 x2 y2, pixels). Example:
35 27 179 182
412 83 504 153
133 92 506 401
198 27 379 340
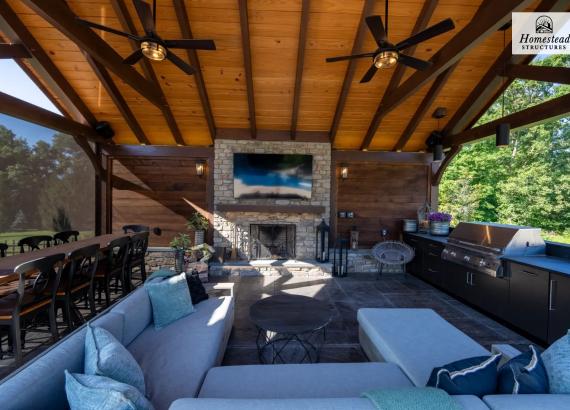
360 0 531 150
392 63 458 151
328 0 375 143
172 0 216 142
432 146 461 186
85 54 151 145
444 92 570 147
22 0 165 110
505 64 570 85
290 0 310 140
0 90 105 143
0 1 97 126
0 43 30 58
238 0 256 139
110 0 185 146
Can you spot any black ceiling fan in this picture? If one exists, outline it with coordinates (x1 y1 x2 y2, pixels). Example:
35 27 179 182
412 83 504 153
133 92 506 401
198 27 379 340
326 1 455 83
77 0 215 75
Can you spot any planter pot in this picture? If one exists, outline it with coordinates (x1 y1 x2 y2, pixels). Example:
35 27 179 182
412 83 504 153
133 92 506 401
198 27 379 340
430 221 450 236
174 248 185 274
403 219 418 233
194 230 205 245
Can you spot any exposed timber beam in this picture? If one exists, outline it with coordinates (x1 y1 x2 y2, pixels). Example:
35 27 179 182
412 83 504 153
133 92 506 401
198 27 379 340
432 146 461 186
290 0 310 140
238 0 256 139
505 64 570 85
173 0 216 142
0 43 30 58
85 54 151 145
392 63 458 151
22 0 164 109
0 1 97 126
328 0 375 143
0 90 105 143
360 0 532 150
444 92 570 147
111 0 185 146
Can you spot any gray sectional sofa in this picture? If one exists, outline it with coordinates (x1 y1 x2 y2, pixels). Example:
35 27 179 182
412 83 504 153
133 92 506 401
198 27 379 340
0 287 234 410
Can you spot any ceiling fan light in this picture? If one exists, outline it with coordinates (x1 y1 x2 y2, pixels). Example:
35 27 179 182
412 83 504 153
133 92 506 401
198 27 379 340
374 51 398 69
141 41 166 61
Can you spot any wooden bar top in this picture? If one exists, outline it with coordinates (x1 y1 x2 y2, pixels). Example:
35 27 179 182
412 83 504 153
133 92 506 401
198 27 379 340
0 234 127 283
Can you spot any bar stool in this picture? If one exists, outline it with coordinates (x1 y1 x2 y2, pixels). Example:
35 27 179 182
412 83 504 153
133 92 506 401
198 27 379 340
56 244 100 330
17 236 52 253
0 253 65 363
94 236 130 308
122 225 149 234
128 232 149 287
53 230 80 245
0 244 8 258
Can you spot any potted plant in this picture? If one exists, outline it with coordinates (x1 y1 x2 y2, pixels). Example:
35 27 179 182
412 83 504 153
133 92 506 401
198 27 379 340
428 212 452 236
186 212 209 246
170 233 192 273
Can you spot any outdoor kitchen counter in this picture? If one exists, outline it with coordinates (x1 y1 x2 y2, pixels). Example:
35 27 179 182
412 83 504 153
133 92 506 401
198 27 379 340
502 255 570 277
404 232 449 245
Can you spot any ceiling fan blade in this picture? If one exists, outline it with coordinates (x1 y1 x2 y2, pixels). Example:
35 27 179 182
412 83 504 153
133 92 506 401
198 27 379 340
366 15 387 47
360 64 378 83
133 0 156 35
167 52 196 75
398 54 432 71
76 18 140 41
123 49 144 65
164 39 216 50
326 52 375 63
396 18 455 51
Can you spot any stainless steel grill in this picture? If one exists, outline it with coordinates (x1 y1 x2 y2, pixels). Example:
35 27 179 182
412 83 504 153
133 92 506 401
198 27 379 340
441 222 546 277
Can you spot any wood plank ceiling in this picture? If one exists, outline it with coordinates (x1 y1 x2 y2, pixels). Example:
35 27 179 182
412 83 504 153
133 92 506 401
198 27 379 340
1 0 553 151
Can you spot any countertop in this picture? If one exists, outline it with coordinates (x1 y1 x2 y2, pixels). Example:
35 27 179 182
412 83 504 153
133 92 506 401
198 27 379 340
501 255 570 277
404 232 449 245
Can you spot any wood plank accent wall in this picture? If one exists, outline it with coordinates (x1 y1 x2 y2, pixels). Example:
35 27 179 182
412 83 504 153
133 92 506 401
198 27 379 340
332 154 431 247
106 148 212 247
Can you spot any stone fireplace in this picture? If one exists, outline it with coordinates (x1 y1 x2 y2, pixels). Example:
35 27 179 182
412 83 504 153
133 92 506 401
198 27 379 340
213 139 331 260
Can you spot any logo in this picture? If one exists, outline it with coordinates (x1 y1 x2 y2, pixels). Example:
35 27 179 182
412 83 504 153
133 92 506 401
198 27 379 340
535 15 553 33
512 12 570 55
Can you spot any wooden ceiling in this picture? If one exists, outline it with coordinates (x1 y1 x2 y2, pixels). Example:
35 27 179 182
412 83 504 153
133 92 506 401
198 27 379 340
0 0 565 151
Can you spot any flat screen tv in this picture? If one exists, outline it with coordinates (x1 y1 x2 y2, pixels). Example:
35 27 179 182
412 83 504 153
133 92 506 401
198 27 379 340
233 153 313 200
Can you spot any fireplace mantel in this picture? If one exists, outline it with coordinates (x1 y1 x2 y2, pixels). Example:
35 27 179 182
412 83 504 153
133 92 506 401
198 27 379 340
216 204 325 214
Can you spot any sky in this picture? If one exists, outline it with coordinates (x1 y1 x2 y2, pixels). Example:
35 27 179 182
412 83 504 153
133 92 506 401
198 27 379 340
0 60 61 144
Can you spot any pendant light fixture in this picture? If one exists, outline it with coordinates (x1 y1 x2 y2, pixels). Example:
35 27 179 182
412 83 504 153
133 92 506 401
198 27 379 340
431 107 447 161
496 26 510 147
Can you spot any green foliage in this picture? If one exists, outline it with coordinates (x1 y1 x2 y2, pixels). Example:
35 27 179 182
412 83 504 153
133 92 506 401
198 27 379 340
186 212 209 231
52 207 72 232
440 54 570 243
170 233 192 250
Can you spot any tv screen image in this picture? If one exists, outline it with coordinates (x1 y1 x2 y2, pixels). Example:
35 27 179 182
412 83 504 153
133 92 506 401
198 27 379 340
233 153 313 200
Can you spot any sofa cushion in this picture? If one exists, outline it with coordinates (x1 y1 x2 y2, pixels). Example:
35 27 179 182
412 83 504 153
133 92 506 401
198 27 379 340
128 296 234 410
144 273 195 329
111 287 152 346
84 324 146 395
0 311 124 410
542 330 570 394
483 394 570 410
427 354 502 397
64 371 154 410
199 363 413 399
357 308 489 386
497 345 549 394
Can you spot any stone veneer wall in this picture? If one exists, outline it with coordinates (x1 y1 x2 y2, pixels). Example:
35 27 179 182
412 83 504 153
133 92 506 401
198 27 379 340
213 139 331 260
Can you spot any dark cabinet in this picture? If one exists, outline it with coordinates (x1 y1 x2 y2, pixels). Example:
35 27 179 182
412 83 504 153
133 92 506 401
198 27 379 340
404 235 423 276
508 263 549 341
421 241 445 286
470 270 509 317
548 272 570 344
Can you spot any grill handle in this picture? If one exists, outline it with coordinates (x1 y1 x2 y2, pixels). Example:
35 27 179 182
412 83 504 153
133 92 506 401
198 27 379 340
549 280 557 311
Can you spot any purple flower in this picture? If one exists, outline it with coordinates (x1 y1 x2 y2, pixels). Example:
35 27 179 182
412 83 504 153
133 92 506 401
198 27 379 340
428 212 452 222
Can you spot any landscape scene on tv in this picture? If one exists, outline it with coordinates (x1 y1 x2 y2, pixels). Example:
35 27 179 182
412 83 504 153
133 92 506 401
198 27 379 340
233 153 313 200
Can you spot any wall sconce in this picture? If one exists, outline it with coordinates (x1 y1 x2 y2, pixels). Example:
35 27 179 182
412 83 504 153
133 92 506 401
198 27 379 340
196 160 205 176
340 165 348 179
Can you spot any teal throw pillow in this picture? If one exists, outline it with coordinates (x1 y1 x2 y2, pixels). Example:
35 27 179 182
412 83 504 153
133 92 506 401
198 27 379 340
65 370 154 410
144 272 194 329
542 329 570 393
84 324 146 394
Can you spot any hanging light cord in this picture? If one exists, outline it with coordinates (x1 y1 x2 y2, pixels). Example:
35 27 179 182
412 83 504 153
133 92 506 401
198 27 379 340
502 29 506 118
385 0 389 38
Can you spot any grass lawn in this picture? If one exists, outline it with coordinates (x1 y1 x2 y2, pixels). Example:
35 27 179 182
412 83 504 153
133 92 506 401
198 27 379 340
543 231 570 245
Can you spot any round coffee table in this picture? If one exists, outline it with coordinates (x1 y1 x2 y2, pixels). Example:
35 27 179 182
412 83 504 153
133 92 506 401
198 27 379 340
249 294 333 364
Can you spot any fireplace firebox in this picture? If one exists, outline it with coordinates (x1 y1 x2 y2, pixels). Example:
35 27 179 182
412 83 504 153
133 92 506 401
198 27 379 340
250 224 296 259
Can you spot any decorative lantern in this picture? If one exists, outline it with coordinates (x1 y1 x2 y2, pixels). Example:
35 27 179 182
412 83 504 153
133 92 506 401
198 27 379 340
350 226 359 250
315 219 330 262
333 238 348 277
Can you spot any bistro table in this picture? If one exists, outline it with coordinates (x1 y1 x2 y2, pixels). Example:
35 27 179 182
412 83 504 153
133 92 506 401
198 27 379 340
0 234 127 286
249 294 333 364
